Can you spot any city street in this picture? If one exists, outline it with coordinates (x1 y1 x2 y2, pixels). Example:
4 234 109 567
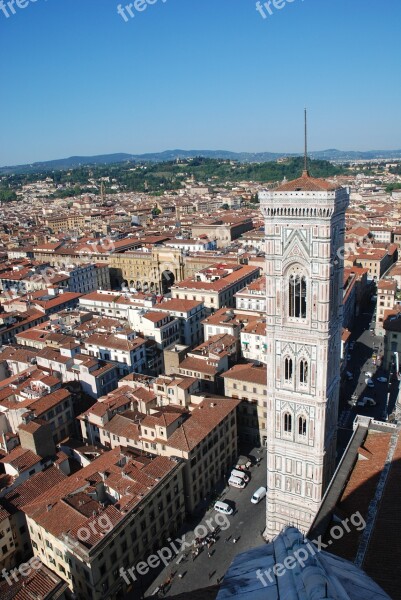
125 305 395 597
130 448 268 598
337 302 399 455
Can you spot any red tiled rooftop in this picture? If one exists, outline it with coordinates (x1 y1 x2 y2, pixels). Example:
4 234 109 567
325 427 401 600
276 171 340 192
0 447 41 473
0 563 67 600
221 362 267 386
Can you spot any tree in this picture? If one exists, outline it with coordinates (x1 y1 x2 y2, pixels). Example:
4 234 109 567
386 183 401 194
0 189 17 202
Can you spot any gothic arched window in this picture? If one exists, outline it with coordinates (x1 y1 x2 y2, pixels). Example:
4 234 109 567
284 357 293 383
299 359 309 385
289 274 307 318
284 413 292 433
298 416 307 436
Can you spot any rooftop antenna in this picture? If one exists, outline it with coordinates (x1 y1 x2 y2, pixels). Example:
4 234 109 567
304 107 309 176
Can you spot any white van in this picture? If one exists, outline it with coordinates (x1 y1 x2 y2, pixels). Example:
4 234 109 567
231 469 250 483
228 475 246 489
251 486 267 504
214 501 233 515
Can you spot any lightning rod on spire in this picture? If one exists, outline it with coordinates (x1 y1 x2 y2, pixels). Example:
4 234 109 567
304 108 308 175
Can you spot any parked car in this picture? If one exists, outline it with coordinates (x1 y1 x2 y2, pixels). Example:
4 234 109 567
349 342 355 350
231 469 250 483
357 398 367 407
228 475 246 489
214 501 234 515
377 377 387 383
365 378 374 388
365 371 373 378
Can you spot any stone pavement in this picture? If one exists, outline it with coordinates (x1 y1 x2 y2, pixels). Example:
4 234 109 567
143 448 268 598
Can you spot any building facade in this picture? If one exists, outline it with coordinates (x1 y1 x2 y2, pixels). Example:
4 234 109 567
260 170 349 536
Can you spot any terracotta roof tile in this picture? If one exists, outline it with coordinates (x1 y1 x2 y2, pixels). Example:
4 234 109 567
275 171 340 192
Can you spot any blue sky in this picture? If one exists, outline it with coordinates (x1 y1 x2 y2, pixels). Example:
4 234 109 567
1 0 401 165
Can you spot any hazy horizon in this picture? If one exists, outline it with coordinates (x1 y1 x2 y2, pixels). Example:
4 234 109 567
1 0 401 165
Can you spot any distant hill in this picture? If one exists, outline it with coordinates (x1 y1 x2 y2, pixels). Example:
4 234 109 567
1 148 401 175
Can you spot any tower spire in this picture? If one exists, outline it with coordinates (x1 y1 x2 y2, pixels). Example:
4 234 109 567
303 108 309 176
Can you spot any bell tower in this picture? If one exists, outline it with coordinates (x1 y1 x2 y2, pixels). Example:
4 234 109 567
260 156 349 536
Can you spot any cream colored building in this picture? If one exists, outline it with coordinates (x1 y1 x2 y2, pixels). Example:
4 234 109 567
376 279 396 334
171 264 260 314
0 506 14 571
108 247 186 293
34 246 186 294
234 276 266 316
46 214 88 233
24 447 185 600
222 362 268 447
79 388 240 514
383 306 401 370
240 319 268 364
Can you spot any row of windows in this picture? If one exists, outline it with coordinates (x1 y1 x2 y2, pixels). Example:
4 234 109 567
283 414 307 436
284 357 309 385
233 383 267 394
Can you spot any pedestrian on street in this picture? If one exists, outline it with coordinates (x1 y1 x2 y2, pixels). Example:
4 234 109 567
233 537 237 544
208 551 212 558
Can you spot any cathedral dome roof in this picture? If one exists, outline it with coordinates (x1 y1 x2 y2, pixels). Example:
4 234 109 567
216 527 391 600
